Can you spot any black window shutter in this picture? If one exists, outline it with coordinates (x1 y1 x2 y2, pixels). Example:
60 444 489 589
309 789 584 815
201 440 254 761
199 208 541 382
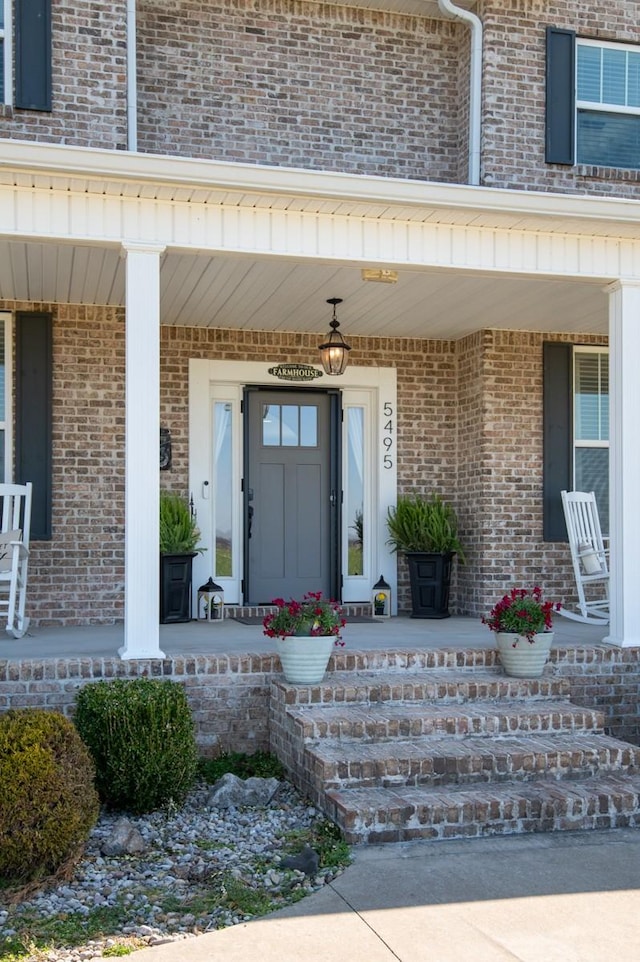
545 26 575 165
543 342 572 541
15 0 52 111
16 313 52 541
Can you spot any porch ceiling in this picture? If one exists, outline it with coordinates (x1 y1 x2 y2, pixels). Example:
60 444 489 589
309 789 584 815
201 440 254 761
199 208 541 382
0 238 608 338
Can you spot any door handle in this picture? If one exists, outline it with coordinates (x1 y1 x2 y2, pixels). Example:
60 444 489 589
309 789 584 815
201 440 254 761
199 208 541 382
248 505 254 539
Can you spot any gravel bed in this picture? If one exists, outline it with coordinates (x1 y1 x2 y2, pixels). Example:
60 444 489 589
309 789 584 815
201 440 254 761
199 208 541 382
0 781 348 961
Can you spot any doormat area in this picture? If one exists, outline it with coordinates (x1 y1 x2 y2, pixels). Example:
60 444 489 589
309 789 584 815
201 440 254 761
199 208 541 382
231 615 381 626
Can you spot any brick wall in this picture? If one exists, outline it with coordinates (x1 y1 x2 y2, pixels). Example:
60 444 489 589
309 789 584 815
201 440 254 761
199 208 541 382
4 302 126 627
136 0 463 181
2 303 606 625
456 329 608 621
0 0 127 149
3 0 640 197
1 645 638 756
480 0 640 196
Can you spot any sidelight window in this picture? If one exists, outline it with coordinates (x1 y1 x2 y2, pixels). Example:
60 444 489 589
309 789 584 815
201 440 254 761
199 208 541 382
213 401 233 577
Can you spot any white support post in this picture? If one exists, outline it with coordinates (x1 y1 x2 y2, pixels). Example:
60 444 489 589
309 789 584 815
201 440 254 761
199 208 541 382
605 279 640 647
120 242 165 659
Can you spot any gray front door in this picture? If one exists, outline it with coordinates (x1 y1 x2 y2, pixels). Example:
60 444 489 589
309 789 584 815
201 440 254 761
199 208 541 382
244 388 340 604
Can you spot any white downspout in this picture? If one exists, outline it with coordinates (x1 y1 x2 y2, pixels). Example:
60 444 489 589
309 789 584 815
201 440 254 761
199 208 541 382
437 0 482 186
126 0 138 151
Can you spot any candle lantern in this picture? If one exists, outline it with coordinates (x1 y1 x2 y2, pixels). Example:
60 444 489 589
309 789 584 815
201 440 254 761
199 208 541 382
197 578 225 621
371 575 391 618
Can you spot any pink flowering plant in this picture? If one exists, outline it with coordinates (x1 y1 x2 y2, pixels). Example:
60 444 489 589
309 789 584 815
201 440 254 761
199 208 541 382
263 592 346 643
482 586 561 643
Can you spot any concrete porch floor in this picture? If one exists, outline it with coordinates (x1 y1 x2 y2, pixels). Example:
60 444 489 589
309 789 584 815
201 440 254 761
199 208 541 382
1 614 610 661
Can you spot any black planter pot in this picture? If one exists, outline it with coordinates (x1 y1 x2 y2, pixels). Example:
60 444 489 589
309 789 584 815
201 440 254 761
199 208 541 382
160 553 196 624
406 551 454 619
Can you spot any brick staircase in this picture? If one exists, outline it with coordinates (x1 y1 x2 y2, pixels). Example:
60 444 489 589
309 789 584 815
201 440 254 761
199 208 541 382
269 652 640 844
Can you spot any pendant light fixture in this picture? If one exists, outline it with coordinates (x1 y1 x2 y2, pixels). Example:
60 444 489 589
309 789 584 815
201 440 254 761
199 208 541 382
318 297 352 376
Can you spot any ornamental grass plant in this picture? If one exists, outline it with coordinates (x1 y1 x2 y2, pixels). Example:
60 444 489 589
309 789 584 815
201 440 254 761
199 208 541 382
482 586 562 642
386 492 465 560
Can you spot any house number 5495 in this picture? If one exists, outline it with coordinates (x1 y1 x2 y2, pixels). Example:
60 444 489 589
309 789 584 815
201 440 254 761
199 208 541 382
382 402 394 469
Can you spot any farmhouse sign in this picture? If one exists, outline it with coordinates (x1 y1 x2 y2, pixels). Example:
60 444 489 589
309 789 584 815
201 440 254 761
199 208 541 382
268 363 323 382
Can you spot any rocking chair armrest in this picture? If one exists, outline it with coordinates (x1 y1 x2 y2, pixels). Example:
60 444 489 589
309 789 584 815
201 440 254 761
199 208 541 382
9 540 28 559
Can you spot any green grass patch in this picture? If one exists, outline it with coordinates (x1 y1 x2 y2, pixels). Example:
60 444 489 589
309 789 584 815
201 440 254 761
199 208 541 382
221 877 275 917
102 946 135 958
198 751 285 783
0 904 137 961
282 819 352 870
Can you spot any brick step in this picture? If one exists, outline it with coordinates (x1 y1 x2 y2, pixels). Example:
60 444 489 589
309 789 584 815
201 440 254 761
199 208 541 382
284 700 605 741
274 669 570 707
307 733 640 790
324 772 640 844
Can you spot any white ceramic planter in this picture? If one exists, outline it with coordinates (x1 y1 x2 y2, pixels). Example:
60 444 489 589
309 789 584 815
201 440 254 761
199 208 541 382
276 635 336 683
495 632 554 678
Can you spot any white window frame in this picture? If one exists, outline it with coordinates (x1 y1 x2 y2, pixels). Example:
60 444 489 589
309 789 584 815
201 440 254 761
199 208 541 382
1 0 12 107
576 38 640 167
0 311 13 481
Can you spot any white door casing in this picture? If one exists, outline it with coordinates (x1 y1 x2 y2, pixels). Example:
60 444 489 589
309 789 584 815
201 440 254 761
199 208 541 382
189 359 397 610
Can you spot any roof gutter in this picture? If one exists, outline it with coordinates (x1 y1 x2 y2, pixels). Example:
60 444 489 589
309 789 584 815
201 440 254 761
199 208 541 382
436 0 482 186
126 0 138 151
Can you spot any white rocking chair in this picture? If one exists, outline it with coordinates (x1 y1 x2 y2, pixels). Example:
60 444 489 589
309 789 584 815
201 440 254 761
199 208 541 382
0 482 32 638
559 489 609 625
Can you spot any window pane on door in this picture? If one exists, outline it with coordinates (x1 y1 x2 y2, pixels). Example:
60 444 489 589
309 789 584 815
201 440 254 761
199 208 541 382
214 402 233 576
299 406 317 447
281 405 299 446
262 403 318 448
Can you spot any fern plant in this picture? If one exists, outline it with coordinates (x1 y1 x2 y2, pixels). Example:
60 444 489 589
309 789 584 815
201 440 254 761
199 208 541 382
386 493 465 561
159 492 203 555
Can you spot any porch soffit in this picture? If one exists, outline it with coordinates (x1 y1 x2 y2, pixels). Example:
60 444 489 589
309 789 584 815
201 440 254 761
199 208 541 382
2 141 640 239
1 141 638 338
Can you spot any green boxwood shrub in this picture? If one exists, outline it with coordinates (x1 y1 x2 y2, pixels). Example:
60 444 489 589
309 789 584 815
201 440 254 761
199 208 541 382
0 709 100 887
74 678 198 814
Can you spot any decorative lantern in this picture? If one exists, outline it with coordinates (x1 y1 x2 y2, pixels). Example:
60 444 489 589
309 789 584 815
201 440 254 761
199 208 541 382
371 575 391 618
318 297 352 375
197 578 225 621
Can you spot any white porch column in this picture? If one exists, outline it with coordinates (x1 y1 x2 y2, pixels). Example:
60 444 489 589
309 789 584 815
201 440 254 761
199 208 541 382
120 242 166 659
605 279 640 647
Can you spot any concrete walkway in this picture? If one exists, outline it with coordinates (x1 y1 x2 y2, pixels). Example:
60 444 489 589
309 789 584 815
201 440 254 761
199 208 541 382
136 829 640 962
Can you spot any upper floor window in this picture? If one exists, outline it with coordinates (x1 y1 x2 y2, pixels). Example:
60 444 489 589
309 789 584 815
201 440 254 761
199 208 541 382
546 27 640 170
577 39 640 168
0 0 10 105
1 0 52 111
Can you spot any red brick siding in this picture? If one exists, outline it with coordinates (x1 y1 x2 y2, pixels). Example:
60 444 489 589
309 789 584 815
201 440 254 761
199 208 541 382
0 646 638 754
136 0 463 181
480 0 640 195
455 329 608 621
1 303 607 625
3 0 640 196
0 0 127 149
